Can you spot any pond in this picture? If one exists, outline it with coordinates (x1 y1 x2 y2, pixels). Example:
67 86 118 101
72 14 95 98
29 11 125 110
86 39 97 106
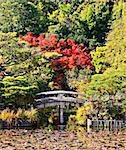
0 128 125 150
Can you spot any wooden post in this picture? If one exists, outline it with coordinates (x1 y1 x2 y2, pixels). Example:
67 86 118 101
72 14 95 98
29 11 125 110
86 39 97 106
87 119 92 132
59 105 64 130
119 121 122 129
58 94 64 125
60 106 64 124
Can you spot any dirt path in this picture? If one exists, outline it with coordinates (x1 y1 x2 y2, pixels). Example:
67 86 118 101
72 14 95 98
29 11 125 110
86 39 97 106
0 129 125 150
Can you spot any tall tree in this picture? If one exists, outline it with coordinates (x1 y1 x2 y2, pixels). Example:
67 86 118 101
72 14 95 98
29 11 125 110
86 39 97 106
0 0 48 35
85 5 126 119
48 0 112 49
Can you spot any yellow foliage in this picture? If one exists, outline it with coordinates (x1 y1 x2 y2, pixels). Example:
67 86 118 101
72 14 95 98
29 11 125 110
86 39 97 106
48 116 53 123
75 102 92 125
76 107 87 125
42 52 61 58
15 108 23 119
0 108 38 123
0 109 15 122
0 55 5 65
70 79 90 95
24 107 38 121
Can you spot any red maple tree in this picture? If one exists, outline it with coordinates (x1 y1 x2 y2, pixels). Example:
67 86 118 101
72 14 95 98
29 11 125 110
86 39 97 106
20 32 93 89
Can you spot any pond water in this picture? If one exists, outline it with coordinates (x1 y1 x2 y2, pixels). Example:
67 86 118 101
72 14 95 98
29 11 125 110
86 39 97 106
0 128 125 150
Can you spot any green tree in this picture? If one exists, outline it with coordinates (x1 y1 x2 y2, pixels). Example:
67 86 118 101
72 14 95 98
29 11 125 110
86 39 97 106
92 3 126 73
0 0 48 35
48 0 112 49
85 7 126 119
86 66 126 119
0 32 52 107
1 76 37 107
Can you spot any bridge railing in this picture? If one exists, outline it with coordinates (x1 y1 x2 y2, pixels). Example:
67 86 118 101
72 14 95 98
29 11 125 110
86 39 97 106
35 90 85 108
35 90 86 126
36 90 86 96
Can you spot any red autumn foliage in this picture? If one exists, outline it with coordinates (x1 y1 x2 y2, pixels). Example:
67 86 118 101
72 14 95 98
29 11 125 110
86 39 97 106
19 32 93 89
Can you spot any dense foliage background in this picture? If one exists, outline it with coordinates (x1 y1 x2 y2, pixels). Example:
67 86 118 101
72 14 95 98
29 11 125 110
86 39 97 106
0 0 126 124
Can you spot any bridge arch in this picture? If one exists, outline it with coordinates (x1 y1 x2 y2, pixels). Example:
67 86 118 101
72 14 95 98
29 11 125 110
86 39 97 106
34 90 86 125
